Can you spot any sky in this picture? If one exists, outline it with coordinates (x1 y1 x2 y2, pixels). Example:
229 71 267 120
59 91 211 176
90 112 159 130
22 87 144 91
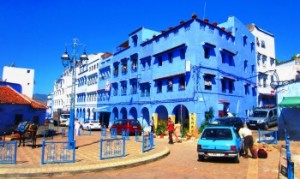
0 0 299 95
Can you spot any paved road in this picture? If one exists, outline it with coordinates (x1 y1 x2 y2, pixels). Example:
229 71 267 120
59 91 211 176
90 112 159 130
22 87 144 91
40 137 280 179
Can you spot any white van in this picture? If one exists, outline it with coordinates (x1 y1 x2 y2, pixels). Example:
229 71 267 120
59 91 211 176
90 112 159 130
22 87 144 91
59 114 70 126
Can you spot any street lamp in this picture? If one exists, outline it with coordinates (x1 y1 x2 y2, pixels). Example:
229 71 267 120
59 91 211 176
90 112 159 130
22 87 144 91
61 38 88 149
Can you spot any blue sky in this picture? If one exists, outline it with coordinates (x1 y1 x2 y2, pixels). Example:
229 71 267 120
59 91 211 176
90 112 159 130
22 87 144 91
0 0 299 95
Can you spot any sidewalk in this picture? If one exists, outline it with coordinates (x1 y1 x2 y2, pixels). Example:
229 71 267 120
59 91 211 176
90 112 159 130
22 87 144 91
0 132 169 178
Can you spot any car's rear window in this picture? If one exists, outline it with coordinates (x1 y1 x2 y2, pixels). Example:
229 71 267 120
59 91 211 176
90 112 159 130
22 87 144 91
201 128 232 140
129 120 140 125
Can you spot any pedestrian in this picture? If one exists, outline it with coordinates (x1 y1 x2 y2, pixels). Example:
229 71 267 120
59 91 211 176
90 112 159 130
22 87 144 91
238 123 256 158
174 123 182 143
150 117 154 133
74 119 80 136
167 117 174 144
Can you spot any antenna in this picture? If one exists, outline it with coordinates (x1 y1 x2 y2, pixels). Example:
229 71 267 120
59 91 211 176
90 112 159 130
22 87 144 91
203 0 207 20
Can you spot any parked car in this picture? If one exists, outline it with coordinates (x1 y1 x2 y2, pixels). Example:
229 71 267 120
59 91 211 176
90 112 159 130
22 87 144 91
82 120 101 130
247 107 277 129
197 126 243 163
110 119 142 135
210 117 246 132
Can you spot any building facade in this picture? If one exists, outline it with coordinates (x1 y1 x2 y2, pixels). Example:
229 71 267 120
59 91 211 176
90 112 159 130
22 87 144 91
248 24 276 107
2 66 35 98
52 15 257 134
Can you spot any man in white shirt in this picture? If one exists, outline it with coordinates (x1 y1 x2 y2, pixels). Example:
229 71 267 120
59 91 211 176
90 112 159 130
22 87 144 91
239 124 256 158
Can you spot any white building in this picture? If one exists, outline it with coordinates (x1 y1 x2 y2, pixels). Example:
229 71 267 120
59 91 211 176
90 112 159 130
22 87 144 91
2 66 35 98
276 56 300 81
248 24 276 107
52 52 105 122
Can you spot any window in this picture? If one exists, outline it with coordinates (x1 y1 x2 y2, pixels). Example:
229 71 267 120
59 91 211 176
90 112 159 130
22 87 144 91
270 58 275 66
221 79 226 92
204 76 212 90
179 77 185 90
252 65 255 75
228 80 234 93
157 81 162 93
261 40 266 48
140 83 150 97
114 64 119 76
244 84 250 95
180 49 186 59
243 35 247 46
263 78 267 87
131 57 138 71
122 61 127 73
113 83 118 96
256 37 260 47
204 46 211 59
132 35 138 47
167 79 173 92
244 60 248 71
121 82 127 95
203 43 216 59
130 79 137 94
168 53 173 63
221 49 235 66
158 56 163 66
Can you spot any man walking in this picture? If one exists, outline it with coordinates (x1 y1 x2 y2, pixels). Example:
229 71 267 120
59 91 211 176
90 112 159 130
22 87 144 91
167 117 174 144
239 124 256 158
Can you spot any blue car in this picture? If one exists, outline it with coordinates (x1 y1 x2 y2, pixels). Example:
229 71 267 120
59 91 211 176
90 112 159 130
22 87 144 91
197 126 243 163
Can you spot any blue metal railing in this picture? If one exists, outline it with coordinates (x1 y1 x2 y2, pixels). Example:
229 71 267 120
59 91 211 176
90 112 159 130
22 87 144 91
258 129 278 144
135 130 142 142
122 129 129 140
99 138 126 160
110 128 117 139
142 132 154 153
41 140 76 165
0 140 17 164
284 130 294 179
101 127 107 137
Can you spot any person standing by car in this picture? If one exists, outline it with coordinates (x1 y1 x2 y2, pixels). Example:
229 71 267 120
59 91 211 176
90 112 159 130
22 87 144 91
167 117 174 144
238 124 256 158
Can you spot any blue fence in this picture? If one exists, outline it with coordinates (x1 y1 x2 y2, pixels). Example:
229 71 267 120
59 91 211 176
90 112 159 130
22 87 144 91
284 130 294 179
101 128 107 137
142 132 154 153
110 128 117 139
122 129 130 140
135 130 142 142
99 138 126 160
0 141 17 164
258 129 278 144
41 140 76 165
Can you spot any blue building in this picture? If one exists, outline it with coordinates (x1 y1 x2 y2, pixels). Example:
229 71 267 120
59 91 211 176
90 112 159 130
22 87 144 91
66 15 257 134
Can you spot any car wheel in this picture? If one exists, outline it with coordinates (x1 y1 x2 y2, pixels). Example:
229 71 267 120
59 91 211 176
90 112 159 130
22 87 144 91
198 155 205 162
235 153 240 163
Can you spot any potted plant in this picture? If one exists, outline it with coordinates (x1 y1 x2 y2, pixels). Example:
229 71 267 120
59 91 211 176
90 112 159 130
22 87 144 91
156 121 167 138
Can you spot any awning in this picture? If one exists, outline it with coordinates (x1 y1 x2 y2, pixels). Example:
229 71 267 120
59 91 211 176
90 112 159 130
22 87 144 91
279 97 300 108
219 99 229 104
94 106 111 112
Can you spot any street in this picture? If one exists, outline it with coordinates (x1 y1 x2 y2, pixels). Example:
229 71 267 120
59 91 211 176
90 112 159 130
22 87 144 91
41 131 280 179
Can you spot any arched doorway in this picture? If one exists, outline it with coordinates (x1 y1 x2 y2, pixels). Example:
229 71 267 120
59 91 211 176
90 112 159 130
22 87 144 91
156 105 168 120
173 104 189 130
129 107 137 120
141 107 150 124
120 107 127 119
112 107 118 120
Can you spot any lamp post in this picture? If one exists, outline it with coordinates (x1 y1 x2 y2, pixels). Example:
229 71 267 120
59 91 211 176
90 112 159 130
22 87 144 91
61 38 88 149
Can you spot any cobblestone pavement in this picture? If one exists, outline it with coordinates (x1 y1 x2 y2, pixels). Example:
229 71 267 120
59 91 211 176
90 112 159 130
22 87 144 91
0 129 299 179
